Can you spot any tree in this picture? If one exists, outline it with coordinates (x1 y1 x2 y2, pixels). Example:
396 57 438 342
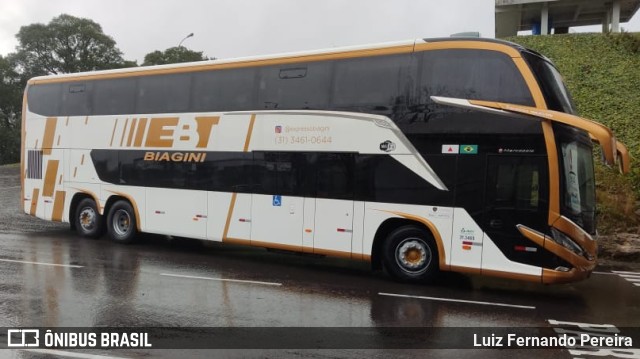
0 55 22 164
12 14 136 77
142 46 209 66
0 14 136 164
0 55 22 117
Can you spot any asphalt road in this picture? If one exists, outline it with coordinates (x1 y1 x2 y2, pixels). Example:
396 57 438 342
1 166 639 359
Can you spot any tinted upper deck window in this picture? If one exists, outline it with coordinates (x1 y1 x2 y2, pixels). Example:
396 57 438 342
258 62 331 110
418 49 534 106
93 78 137 115
332 54 409 109
27 84 62 116
137 73 191 114
192 68 257 112
62 82 92 116
522 51 576 114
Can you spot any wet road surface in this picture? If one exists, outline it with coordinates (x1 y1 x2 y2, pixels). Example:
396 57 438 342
1 166 639 358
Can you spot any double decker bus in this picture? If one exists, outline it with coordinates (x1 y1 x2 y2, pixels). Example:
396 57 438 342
21 38 630 284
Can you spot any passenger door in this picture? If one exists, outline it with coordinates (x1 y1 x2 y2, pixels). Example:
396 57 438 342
483 155 549 268
310 153 355 255
250 152 307 250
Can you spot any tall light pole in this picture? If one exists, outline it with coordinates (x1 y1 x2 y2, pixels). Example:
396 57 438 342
178 33 194 48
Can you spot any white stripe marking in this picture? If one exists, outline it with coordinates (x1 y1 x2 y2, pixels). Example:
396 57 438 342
616 274 640 279
160 273 282 286
19 349 129 359
635 283 640 287
0 258 83 268
612 270 640 275
378 292 535 310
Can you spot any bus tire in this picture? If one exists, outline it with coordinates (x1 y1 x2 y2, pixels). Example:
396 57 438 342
382 226 439 283
75 198 104 239
107 200 138 244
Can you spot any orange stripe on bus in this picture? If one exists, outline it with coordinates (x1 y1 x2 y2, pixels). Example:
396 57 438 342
29 44 415 85
222 193 237 241
30 188 39 216
512 57 547 109
110 118 119 147
127 118 137 147
42 117 57 155
244 114 256 152
543 121 560 224
80 154 85 165
414 40 521 57
134 118 147 147
51 191 66 222
42 160 59 197
120 118 129 147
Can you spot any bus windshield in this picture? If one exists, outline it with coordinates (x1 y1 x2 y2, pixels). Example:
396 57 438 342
559 137 596 234
523 51 577 115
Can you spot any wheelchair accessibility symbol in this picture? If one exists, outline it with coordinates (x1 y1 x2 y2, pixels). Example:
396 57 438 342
272 195 282 206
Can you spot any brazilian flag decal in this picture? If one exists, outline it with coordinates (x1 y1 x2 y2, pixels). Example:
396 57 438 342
460 145 478 154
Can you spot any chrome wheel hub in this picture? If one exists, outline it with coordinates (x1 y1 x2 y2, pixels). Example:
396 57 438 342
396 238 431 274
79 207 96 231
113 209 131 236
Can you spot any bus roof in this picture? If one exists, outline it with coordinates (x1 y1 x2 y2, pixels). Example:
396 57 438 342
27 37 528 85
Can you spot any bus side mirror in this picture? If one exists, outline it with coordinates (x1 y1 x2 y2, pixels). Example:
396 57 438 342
616 141 630 174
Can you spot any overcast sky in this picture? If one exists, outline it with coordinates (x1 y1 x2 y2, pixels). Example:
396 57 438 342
0 0 638 64
1 0 495 63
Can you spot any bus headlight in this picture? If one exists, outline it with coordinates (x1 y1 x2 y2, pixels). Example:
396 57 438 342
550 228 585 257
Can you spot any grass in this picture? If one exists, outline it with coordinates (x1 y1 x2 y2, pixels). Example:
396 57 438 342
505 32 640 233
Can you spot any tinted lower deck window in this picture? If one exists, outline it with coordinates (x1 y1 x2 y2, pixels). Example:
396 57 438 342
253 152 311 196
91 150 448 205
486 155 548 211
356 154 453 205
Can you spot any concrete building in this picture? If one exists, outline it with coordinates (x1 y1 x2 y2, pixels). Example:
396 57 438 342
496 0 640 37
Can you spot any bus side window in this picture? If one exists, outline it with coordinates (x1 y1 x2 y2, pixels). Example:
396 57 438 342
192 68 257 112
419 49 534 108
487 157 547 210
315 153 354 200
332 55 408 111
93 78 137 116
137 73 191 114
193 152 253 192
258 62 331 110
28 84 62 117
62 82 92 116
252 152 311 197
354 154 454 206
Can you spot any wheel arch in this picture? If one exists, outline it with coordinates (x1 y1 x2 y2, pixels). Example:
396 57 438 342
371 214 448 271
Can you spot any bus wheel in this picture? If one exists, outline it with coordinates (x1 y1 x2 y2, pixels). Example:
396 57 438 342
382 226 439 283
107 200 138 244
75 198 104 239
